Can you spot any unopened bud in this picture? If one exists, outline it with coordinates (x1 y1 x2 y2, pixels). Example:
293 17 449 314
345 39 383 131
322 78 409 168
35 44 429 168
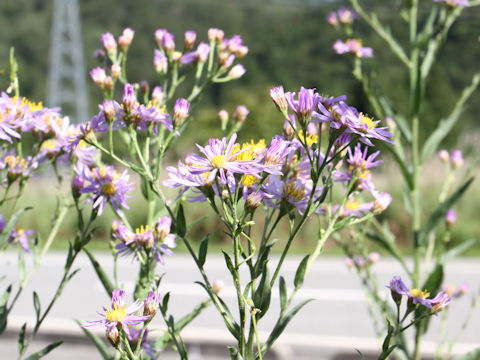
228 64 246 79
106 326 120 347
236 46 249 59
72 176 84 198
354 256 366 268
245 191 263 211
445 208 456 227
162 32 175 53
213 280 224 294
184 30 196 50
438 149 449 163
143 291 161 317
345 257 354 269
450 150 463 168
103 100 116 123
233 105 249 124
103 76 114 92
385 116 396 132
118 28 134 51
154 50 168 74
155 29 167 48
270 86 288 113
101 32 117 58
367 252 380 264
139 80 150 97
90 67 106 88
173 98 190 127
152 86 164 105
208 28 224 43
219 109 229 130
283 116 296 141
110 64 121 80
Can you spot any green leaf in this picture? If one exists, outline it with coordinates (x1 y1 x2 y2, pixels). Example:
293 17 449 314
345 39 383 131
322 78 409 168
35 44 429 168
440 239 476 265
33 291 41 323
382 320 394 352
222 251 235 273
254 241 276 278
453 348 480 360
175 204 187 237
419 178 473 246
24 340 63 360
263 298 314 350
140 176 155 201
76 320 113 360
198 235 209 267
379 345 398 360
161 292 170 312
294 255 309 290
0 207 32 247
279 276 287 311
0 284 12 334
253 262 271 319
228 346 244 360
84 248 114 296
354 348 367 360
18 322 26 355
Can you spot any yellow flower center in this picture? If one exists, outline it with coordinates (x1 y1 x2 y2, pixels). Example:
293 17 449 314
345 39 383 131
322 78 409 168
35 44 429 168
345 199 360 210
101 183 116 196
409 288 429 299
211 155 227 169
135 225 151 235
283 182 306 202
297 130 318 147
241 175 259 187
359 114 376 131
105 305 127 322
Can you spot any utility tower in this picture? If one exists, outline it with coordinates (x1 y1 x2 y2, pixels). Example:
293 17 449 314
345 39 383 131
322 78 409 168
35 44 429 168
47 0 89 123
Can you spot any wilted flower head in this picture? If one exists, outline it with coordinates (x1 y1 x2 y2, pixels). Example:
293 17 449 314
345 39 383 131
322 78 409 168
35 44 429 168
144 291 161 317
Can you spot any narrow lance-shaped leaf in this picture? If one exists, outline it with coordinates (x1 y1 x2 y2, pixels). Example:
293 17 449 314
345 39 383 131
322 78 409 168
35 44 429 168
33 291 41 323
294 255 309 290
279 276 287 312
84 248 114 297
253 262 271 319
198 235 209 267
18 322 27 355
24 340 63 360
175 204 186 237
0 284 12 334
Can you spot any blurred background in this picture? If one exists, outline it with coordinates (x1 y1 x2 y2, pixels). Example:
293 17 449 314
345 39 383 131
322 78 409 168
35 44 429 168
0 0 479 254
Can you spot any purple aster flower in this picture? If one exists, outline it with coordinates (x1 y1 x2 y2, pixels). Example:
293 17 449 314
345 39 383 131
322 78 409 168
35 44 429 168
8 226 35 252
367 252 380 264
186 133 262 184
407 288 432 307
173 98 190 127
262 175 314 214
433 0 469 7
347 112 394 146
334 143 383 193
126 326 157 358
122 83 137 117
327 12 339 26
285 87 322 124
80 166 133 216
153 216 177 264
387 276 409 304
0 151 37 184
195 42 211 63
0 94 23 142
261 137 292 175
83 289 150 338
131 104 173 132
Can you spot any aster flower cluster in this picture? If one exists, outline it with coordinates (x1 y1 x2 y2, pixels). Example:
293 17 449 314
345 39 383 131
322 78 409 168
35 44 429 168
113 216 176 264
0 214 35 253
83 289 160 355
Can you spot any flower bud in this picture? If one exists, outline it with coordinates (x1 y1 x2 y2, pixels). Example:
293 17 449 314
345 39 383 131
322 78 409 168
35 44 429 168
154 50 168 74
72 176 84 198
103 76 114 92
93 48 106 62
208 28 224 43
173 98 190 127
367 252 380 264
373 192 392 213
144 291 161 317
236 46 249 59
110 64 121 80
106 326 120 347
196 43 210 63
354 256 366 268
438 149 449 163
118 28 134 51
218 109 229 130
155 28 167 48
162 32 175 54
245 191 263 211
122 83 137 115
270 86 288 113
101 32 117 58
233 105 249 124
102 100 116 123
283 116 296 141
385 116 396 132
213 280 224 294
152 86 164 105
450 150 463 168
139 80 150 97
90 67 106 88
445 208 456 227
327 12 339 27
228 64 246 79
184 30 196 50
345 256 354 269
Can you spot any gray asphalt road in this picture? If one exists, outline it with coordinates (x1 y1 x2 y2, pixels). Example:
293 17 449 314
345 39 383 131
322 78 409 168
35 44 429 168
1 252 479 359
